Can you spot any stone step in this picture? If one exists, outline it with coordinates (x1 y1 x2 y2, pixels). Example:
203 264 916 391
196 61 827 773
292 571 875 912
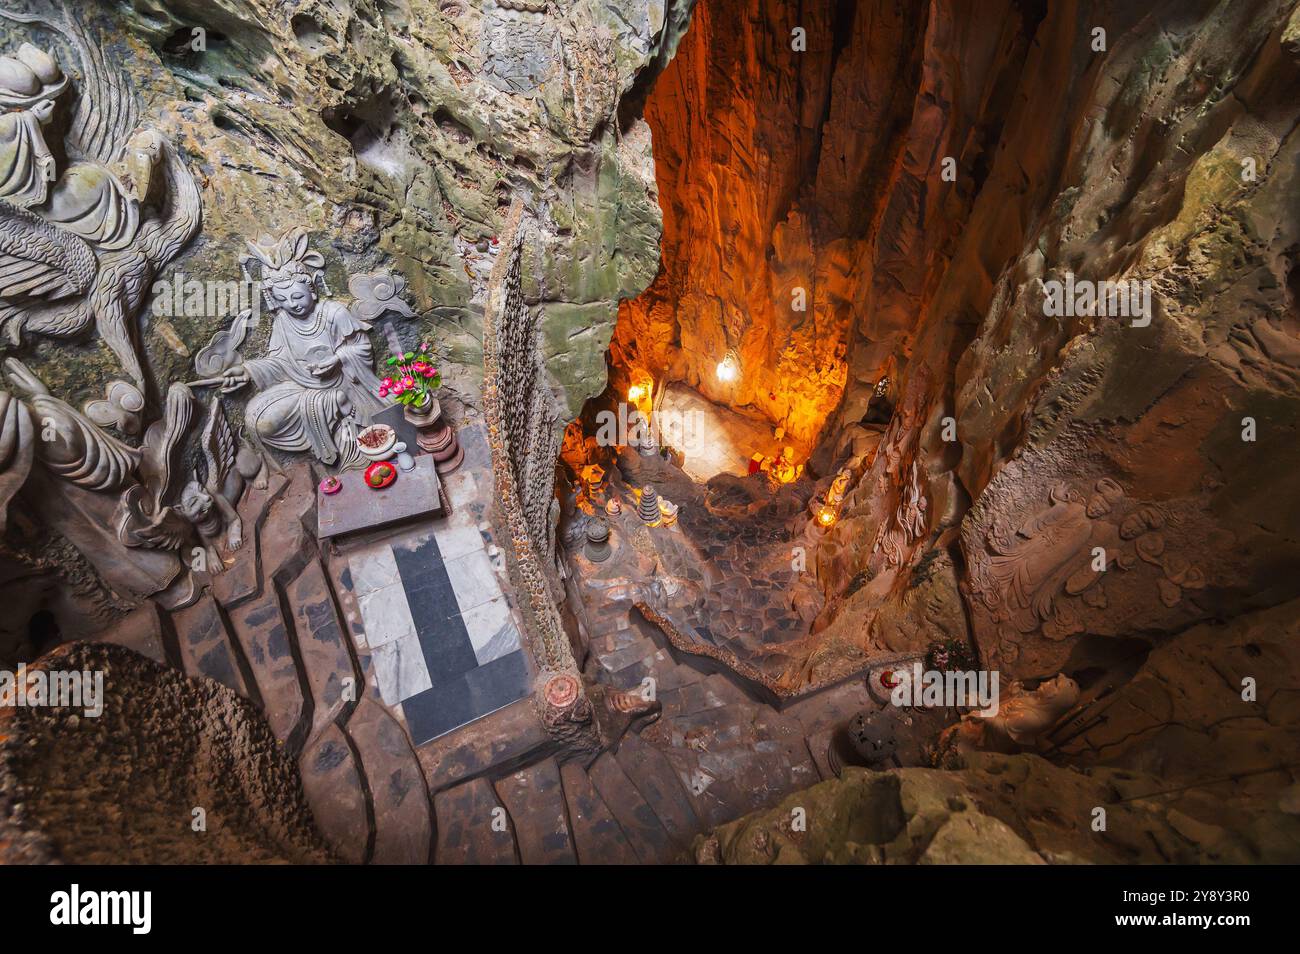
434 776 518 864
666 701 762 750
284 559 359 741
346 698 434 865
587 618 645 658
170 592 254 700
614 732 703 851
658 674 751 720
558 761 640 864
225 588 309 751
586 751 681 864
593 634 660 675
298 724 370 864
494 757 577 865
780 678 874 736
415 697 554 793
261 467 318 584
210 471 290 608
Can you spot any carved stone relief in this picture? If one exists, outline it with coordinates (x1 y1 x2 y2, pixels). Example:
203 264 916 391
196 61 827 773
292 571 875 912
962 460 1215 679
0 5 205 611
0 6 202 391
192 229 416 471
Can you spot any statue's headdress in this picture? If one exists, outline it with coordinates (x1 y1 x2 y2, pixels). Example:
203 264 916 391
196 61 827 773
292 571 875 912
243 229 325 286
240 227 333 318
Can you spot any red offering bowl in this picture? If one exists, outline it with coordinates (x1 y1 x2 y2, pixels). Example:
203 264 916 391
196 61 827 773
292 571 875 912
363 460 397 490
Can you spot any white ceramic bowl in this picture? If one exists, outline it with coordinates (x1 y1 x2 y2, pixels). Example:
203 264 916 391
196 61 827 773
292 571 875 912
357 423 397 461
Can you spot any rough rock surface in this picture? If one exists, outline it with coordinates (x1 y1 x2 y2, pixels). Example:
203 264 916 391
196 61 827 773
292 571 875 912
694 756 1300 865
607 0 1300 687
0 0 693 648
694 596 1300 864
0 642 335 864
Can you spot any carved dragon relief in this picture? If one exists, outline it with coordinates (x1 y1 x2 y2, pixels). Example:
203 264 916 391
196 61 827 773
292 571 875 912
873 458 928 569
863 378 930 575
965 477 1208 642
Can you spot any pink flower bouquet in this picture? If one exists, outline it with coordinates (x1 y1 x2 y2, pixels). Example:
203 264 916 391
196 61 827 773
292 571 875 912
379 341 442 408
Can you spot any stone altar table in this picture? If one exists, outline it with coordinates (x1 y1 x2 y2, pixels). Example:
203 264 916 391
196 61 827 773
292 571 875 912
317 453 445 541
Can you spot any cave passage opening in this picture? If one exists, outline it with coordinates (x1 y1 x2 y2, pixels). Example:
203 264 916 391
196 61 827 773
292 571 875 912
573 0 891 491
555 0 925 698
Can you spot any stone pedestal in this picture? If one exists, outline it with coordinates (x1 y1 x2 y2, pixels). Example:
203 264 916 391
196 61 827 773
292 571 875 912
584 521 612 562
317 453 445 541
405 397 464 474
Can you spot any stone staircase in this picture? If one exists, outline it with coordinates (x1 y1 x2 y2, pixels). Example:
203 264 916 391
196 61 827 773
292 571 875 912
416 594 875 865
94 458 880 865
99 463 436 865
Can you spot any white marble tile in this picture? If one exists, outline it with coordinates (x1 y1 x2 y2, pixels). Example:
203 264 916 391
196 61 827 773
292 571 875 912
442 470 479 513
462 596 513 660
432 520 485 562
473 618 521 667
356 582 417 648
348 543 402 598
445 548 502 613
369 633 432 705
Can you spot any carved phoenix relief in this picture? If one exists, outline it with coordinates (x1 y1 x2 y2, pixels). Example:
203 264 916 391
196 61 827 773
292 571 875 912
0 4 202 391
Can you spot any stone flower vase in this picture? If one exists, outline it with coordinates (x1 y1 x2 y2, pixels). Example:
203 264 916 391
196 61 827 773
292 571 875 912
404 392 463 475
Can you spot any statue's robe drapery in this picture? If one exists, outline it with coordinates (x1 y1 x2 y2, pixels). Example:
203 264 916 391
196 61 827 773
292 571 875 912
0 109 55 208
41 162 140 251
243 300 384 467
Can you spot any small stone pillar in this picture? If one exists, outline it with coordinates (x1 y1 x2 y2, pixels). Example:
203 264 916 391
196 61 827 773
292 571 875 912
584 520 612 562
406 397 464 474
638 485 661 526
426 422 465 475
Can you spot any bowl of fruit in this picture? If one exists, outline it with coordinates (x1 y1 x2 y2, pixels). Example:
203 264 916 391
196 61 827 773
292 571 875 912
364 460 398 490
357 423 397 462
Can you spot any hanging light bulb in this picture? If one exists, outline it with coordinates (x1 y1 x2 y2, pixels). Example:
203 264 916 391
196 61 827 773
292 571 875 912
716 348 740 383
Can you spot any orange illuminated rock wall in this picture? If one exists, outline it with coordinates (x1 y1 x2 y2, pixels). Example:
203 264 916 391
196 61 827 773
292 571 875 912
614 0 1041 452
624 0 1300 691
613 0 931 448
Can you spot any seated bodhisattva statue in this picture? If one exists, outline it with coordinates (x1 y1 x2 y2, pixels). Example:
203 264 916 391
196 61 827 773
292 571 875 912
202 230 388 469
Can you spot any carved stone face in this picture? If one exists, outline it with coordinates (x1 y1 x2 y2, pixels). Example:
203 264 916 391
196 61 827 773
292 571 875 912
178 482 213 522
268 274 318 318
1037 674 1080 707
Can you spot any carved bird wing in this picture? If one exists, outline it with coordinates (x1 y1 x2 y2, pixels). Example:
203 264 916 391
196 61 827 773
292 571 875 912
200 394 236 496
0 200 98 300
115 482 192 552
138 382 195 507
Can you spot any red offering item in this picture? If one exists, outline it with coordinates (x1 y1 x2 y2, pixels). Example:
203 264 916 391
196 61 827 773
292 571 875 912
364 460 397 489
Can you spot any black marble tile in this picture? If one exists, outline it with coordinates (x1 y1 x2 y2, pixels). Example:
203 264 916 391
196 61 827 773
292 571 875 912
402 678 475 745
393 534 478 679
401 649 532 745
465 649 531 715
